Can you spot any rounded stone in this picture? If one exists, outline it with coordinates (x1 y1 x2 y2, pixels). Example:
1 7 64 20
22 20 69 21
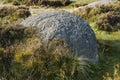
21 10 98 63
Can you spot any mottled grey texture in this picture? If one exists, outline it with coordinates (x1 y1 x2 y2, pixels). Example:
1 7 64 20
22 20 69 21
21 10 98 63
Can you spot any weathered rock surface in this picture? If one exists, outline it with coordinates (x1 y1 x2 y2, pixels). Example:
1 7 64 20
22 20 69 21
21 10 98 63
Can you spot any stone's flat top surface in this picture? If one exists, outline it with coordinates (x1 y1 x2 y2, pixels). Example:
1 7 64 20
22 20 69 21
21 10 98 63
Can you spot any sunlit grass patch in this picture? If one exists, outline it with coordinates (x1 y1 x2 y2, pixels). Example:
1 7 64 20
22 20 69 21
69 0 97 8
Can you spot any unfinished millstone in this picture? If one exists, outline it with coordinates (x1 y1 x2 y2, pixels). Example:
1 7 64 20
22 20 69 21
21 10 98 63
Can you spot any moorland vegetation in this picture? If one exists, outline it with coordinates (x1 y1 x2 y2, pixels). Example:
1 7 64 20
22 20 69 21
0 0 120 80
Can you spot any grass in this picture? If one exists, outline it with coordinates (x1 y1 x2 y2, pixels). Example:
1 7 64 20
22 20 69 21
89 21 120 80
0 0 2 2
0 25 92 80
75 23 120 80
0 6 31 26
85 1 120 79
0 0 120 80
23 0 98 9
74 0 98 5
67 0 98 8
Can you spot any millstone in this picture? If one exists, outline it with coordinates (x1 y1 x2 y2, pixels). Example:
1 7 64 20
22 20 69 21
21 10 98 63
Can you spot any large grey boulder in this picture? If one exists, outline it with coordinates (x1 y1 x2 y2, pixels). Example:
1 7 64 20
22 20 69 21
21 10 98 63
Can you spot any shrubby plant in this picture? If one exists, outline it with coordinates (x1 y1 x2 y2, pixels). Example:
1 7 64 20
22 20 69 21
0 26 35 77
0 7 16 18
95 12 120 31
16 8 31 19
0 26 92 80
74 1 120 31
4 0 70 7
0 6 31 26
